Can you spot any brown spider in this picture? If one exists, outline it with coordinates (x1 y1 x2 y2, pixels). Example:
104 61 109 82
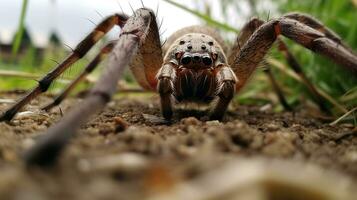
0 8 356 166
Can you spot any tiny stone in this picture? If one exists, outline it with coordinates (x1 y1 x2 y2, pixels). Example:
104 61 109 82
327 141 336 147
142 114 169 125
266 123 280 132
114 116 129 133
181 117 200 126
206 120 221 126
260 104 272 112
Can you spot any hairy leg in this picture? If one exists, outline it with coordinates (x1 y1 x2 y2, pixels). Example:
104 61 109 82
229 18 292 110
42 42 116 111
228 18 264 64
229 17 349 112
129 9 163 90
0 14 128 122
231 17 357 94
283 13 343 46
24 8 160 167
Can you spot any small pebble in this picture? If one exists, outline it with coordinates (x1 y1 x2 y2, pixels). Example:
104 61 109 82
206 120 221 126
260 104 272 112
114 116 129 133
265 123 279 132
78 153 149 173
181 117 200 126
142 114 169 125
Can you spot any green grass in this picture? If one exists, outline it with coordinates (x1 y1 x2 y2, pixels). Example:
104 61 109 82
273 0 357 106
12 0 29 59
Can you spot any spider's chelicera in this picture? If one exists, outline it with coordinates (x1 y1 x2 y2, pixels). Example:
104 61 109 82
0 8 356 166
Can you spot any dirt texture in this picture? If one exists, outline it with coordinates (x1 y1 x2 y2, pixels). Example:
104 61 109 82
0 92 356 200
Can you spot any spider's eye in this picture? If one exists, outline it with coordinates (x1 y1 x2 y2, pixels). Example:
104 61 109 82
202 56 212 66
201 44 206 50
208 41 214 46
181 55 192 65
179 40 185 45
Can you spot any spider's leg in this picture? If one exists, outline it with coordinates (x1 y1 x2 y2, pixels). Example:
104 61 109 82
42 41 116 111
0 14 128 122
228 18 264 64
157 63 175 119
228 18 292 110
283 13 346 48
229 18 332 112
210 66 237 120
129 9 163 91
278 18 357 73
24 8 160 167
231 18 357 94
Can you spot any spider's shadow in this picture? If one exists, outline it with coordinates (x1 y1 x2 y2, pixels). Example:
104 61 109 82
174 108 208 120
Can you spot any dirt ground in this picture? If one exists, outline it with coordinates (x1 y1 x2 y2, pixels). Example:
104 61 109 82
0 91 356 200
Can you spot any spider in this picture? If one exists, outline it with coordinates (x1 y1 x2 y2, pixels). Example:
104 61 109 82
0 8 356 167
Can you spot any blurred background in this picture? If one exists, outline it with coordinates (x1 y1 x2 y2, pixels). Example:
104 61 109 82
0 0 356 120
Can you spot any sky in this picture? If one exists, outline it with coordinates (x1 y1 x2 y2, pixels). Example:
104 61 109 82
0 0 200 47
0 0 276 48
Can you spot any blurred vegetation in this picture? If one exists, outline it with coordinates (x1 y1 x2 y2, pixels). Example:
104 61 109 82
12 0 28 58
0 0 356 121
273 0 357 108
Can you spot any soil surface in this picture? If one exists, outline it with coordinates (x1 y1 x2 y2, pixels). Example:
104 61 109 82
0 91 356 200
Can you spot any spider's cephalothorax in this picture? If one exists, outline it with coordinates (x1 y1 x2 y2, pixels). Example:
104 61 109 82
163 33 233 103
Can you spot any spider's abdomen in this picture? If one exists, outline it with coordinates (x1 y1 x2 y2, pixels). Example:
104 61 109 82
174 68 217 103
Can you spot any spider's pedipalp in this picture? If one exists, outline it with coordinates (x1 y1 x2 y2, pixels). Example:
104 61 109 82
210 66 237 120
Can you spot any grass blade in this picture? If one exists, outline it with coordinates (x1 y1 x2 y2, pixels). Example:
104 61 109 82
12 0 29 59
163 0 239 33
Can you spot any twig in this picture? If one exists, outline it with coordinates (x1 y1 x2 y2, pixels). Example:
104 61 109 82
330 107 357 126
0 70 72 84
